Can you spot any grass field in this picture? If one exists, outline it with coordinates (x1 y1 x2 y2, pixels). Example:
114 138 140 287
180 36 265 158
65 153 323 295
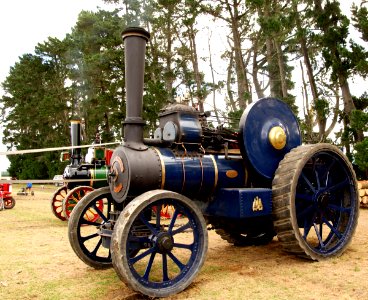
1 184 368 300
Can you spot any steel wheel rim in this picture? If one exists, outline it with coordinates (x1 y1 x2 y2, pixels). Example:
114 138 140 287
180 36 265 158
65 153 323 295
76 193 112 263
51 186 68 221
4 198 14 209
294 150 357 256
64 186 96 220
125 198 204 289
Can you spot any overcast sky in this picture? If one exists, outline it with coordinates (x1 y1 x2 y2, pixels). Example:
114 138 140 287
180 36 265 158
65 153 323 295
0 0 112 172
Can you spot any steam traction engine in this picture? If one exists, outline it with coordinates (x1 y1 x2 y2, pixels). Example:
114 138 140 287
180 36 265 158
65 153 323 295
0 183 15 210
50 120 112 221
67 27 359 297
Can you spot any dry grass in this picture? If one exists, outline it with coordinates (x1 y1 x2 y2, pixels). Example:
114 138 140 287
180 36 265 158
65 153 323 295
1 185 368 300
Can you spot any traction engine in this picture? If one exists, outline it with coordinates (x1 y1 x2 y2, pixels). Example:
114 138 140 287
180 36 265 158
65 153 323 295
0 183 15 210
50 120 112 221
67 27 359 297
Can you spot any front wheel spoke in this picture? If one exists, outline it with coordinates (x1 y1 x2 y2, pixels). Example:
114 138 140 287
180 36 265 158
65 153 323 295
130 247 155 265
162 254 169 281
143 252 156 281
81 232 99 243
91 238 103 255
92 203 108 222
173 242 193 251
168 208 179 232
139 215 159 236
155 205 161 228
322 217 342 240
172 222 191 236
167 251 185 271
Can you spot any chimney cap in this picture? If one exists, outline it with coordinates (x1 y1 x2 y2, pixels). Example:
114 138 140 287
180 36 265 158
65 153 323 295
122 27 150 41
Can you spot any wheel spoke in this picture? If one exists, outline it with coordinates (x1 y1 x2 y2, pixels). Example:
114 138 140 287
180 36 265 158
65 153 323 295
313 223 325 249
139 214 159 236
327 203 351 213
92 202 108 223
143 252 156 281
321 159 336 186
155 205 161 228
301 172 316 193
172 222 191 236
302 213 314 239
91 238 103 256
162 254 169 281
168 208 179 232
167 251 185 271
81 232 99 242
130 247 155 265
173 242 193 250
324 179 349 194
322 217 342 240
315 170 321 190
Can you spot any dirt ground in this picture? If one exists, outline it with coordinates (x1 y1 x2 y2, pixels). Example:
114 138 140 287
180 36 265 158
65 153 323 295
1 185 368 300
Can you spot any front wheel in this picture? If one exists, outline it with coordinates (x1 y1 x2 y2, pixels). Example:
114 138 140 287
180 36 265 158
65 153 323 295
51 186 68 221
62 186 94 220
272 144 359 261
4 197 16 209
68 187 113 269
111 190 208 298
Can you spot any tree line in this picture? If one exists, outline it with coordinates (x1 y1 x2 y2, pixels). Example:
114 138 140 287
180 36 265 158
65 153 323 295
0 0 367 179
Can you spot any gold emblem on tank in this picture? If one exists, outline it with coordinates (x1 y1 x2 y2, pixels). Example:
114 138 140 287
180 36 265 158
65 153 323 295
268 126 287 150
252 196 263 211
226 170 238 178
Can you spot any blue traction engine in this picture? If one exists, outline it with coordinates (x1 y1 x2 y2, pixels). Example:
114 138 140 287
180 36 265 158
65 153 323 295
67 27 359 298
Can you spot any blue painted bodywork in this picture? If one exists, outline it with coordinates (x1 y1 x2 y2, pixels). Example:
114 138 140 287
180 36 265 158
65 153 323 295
156 148 246 200
204 188 272 219
155 148 269 220
178 113 202 143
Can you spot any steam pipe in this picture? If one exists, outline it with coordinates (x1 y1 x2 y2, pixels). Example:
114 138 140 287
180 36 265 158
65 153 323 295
70 120 82 165
122 27 150 150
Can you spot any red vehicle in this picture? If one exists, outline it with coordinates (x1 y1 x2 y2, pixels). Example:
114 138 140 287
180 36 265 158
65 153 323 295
0 183 16 210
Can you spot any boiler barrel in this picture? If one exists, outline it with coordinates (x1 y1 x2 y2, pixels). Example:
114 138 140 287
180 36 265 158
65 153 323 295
109 145 246 203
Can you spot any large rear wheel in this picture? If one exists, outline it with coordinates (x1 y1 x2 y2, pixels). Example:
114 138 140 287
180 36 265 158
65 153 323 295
272 144 359 260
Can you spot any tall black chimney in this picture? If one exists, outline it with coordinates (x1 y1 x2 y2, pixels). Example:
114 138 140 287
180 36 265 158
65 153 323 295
70 119 82 165
122 27 150 149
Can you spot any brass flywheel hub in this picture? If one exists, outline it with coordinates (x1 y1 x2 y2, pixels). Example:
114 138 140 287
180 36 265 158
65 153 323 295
268 126 287 150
